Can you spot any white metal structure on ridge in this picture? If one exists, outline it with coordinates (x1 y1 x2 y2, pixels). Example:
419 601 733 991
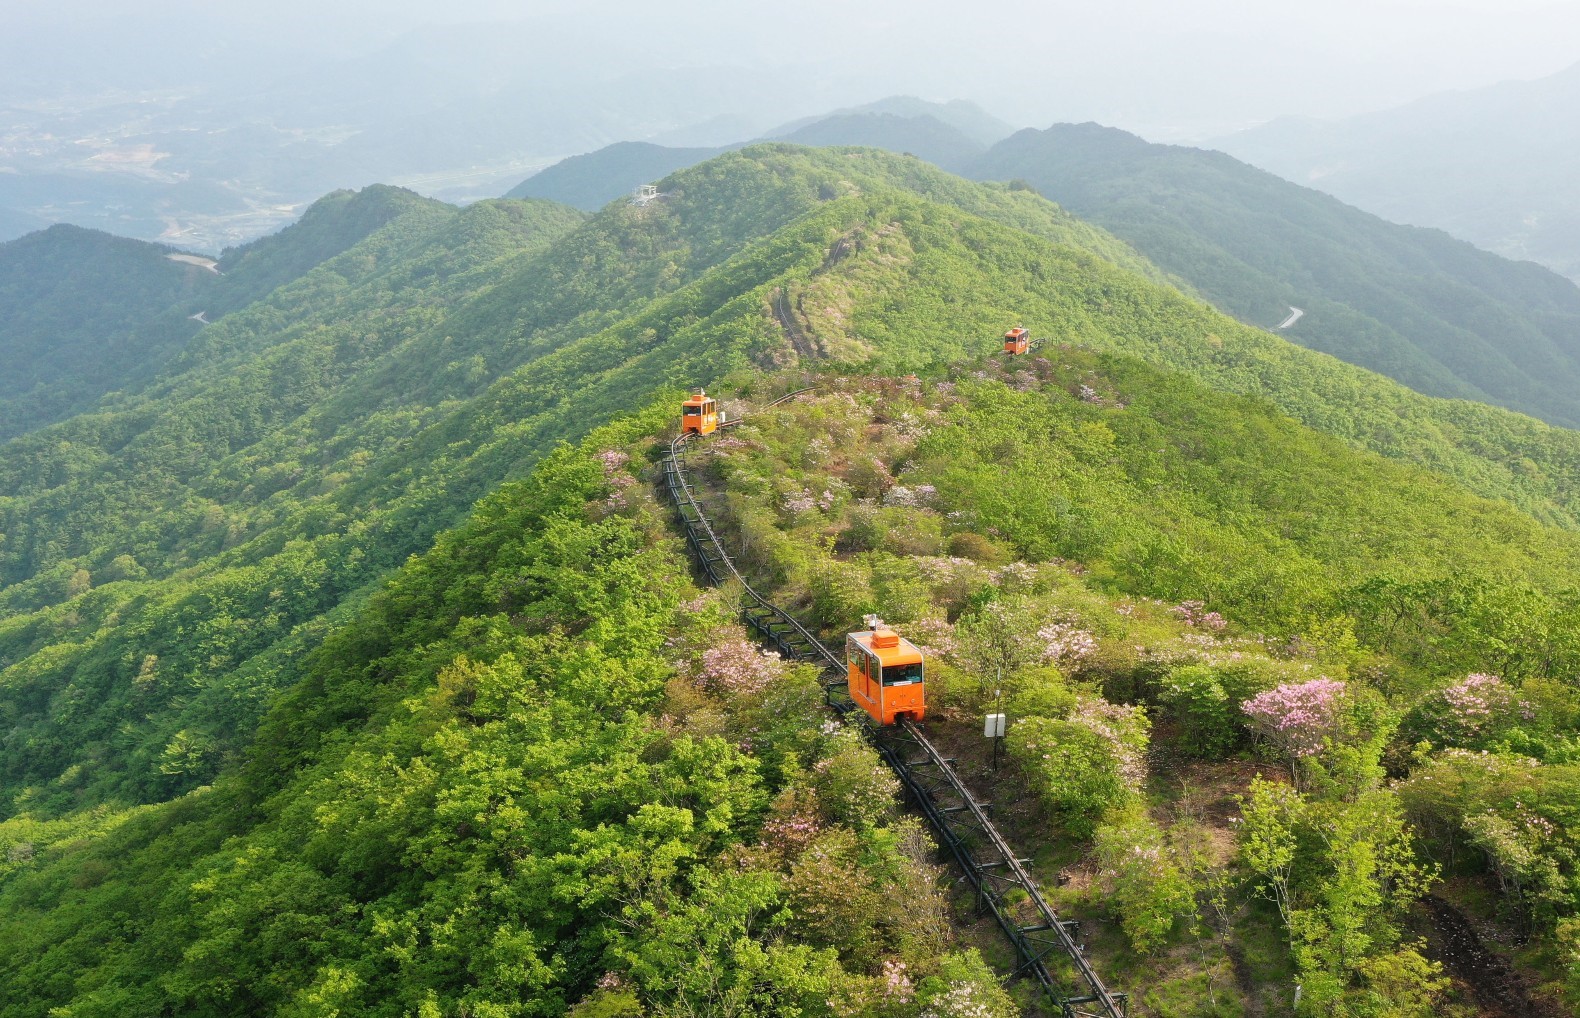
630 183 664 206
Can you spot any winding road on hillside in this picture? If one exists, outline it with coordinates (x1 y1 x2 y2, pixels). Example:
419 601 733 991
165 253 221 274
1276 306 1304 329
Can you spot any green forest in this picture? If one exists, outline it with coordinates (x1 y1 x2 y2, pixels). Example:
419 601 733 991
971 123 1580 430
3 143 1580 1016
510 119 1580 430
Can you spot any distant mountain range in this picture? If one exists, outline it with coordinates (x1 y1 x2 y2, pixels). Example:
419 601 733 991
0 7 1021 255
768 95 1015 147
507 97 1011 208
1216 60 1580 284
777 112 983 173
505 115 1580 428
973 123 1580 429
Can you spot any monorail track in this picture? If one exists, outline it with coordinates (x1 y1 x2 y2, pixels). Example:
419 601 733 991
660 393 1128 1018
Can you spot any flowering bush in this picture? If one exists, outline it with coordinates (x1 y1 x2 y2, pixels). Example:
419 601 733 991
759 810 824 857
1037 620 1097 669
1241 677 1346 762
1075 699 1150 788
914 950 1017 1018
880 960 914 1004
1401 672 1525 750
905 615 958 659
1443 673 1513 725
913 556 981 582
697 636 788 696
813 730 900 831
596 448 637 510
1171 600 1228 631
1007 698 1149 835
991 561 1037 590
781 488 819 515
919 982 995 1018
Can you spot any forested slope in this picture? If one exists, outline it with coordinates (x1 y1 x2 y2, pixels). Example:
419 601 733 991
5 144 1580 1015
685 376 1580 1014
972 122 1580 428
10 144 1580 818
0 226 214 438
510 119 1580 431
0 410 1015 1017
504 141 736 210
210 184 459 315
0 188 473 441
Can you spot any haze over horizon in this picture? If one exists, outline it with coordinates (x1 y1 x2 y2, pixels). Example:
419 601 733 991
8 0 1580 138
3 0 1577 254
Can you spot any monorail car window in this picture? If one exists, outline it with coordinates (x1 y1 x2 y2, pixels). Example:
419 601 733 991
684 406 701 416
883 662 923 685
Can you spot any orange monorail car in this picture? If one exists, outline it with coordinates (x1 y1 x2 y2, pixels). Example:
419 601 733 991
681 390 720 435
1003 327 1030 355
846 628 926 725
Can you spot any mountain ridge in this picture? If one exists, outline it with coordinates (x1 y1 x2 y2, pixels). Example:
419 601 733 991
502 118 1580 426
1216 60 1580 283
5 144 1580 1015
8 146 1580 816
972 122 1580 428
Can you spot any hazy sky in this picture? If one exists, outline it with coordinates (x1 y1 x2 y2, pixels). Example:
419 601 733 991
10 0 1580 138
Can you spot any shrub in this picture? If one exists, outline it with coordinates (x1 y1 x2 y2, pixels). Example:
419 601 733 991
847 507 944 557
914 950 1017 1018
869 562 934 625
846 456 894 500
697 636 789 697
1351 946 1449 1018
1241 677 1346 776
1007 699 1148 835
1158 664 1240 757
882 509 944 557
813 729 901 831
953 599 1046 681
839 503 884 553
1036 618 1096 670
1094 806 1196 953
945 531 1008 565
1005 664 1078 720
1399 672 1524 751
810 560 876 632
